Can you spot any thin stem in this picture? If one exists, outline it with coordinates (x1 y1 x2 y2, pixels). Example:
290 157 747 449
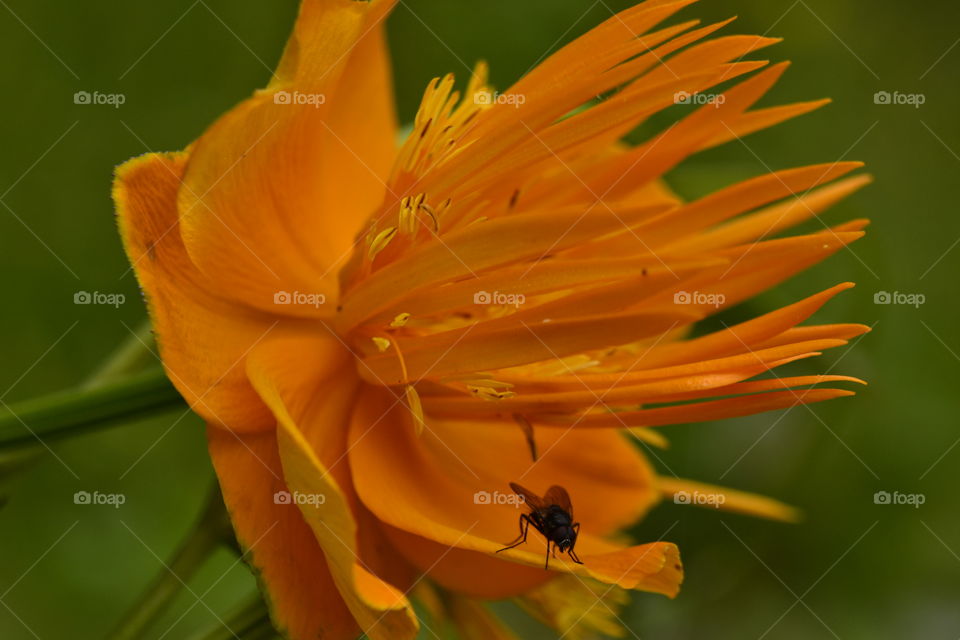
0 367 183 452
188 596 276 640
0 320 169 479
109 486 236 640
83 320 157 388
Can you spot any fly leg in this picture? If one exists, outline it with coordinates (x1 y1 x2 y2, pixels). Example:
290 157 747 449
568 523 584 564
544 540 550 570
497 514 531 553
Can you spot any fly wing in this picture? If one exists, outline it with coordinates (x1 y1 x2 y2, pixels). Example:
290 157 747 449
543 485 574 515
509 482 545 511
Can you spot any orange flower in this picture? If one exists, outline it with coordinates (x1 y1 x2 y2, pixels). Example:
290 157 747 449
113 0 869 638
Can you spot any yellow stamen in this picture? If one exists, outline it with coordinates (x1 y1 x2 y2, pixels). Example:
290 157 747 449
466 386 516 400
393 63 491 180
380 333 425 437
405 385 426 436
396 192 439 236
390 313 412 328
368 226 398 259
419 202 439 232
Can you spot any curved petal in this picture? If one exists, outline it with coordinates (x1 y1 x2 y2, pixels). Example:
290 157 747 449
383 525 552 599
113 152 275 432
179 0 397 317
246 326 419 640
208 427 358 640
348 386 681 597
658 476 801 522
517 574 631 640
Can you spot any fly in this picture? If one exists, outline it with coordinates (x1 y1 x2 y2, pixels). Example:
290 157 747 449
496 482 584 570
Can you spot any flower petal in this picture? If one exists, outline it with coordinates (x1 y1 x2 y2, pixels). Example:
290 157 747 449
179 0 397 317
382 525 552 599
359 309 699 384
536 388 855 429
340 202 673 327
246 328 419 640
658 476 801 522
672 174 873 253
208 427 358 640
517 574 631 640
113 152 275 432
348 386 681 596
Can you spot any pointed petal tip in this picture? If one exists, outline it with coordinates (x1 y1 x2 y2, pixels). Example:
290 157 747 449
778 505 804 524
710 16 738 31
825 160 865 173
814 281 856 300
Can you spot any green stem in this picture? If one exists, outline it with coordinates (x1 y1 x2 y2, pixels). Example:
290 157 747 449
245 620 281 640
2 323 273 637
188 596 275 640
0 367 183 452
83 321 156 388
0 320 166 472
109 486 236 640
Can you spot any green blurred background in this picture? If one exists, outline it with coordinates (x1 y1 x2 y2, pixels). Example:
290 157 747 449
1 1 957 638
